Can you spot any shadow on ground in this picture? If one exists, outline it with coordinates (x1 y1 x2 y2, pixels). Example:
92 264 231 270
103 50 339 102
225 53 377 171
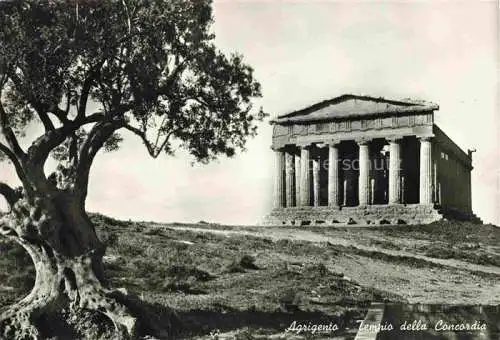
379 304 500 340
175 306 364 338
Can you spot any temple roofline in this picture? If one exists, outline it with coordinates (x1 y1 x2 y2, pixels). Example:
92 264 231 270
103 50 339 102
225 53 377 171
271 94 439 124
433 124 472 166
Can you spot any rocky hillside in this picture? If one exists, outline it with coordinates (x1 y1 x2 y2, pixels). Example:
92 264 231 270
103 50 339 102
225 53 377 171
1 215 499 339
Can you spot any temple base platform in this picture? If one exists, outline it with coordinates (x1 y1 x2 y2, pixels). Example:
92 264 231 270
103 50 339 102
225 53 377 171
261 204 482 226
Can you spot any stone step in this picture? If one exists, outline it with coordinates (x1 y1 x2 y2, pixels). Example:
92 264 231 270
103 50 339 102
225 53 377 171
354 303 386 340
437 207 483 224
262 204 445 226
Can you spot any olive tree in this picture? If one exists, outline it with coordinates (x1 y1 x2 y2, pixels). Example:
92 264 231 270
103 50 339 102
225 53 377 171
0 0 264 338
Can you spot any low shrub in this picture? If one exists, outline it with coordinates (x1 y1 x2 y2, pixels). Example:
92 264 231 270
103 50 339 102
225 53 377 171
165 264 216 282
239 254 259 270
224 261 246 273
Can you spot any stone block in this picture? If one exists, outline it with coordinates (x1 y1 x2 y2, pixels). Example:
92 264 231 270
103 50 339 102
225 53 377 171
261 204 445 226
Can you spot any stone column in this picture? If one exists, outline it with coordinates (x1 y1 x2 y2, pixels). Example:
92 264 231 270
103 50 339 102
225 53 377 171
285 151 295 207
343 179 348 206
357 139 370 206
400 176 406 204
388 138 401 204
273 149 285 208
299 145 311 206
419 137 433 204
370 178 375 204
328 142 340 207
313 157 320 207
433 160 438 203
294 153 301 206
438 181 442 205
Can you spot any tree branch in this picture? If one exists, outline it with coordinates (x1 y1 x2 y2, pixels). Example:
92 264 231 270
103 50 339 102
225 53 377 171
77 59 106 120
153 132 175 158
0 182 20 207
9 72 56 131
72 102 133 202
0 142 28 185
157 60 187 96
48 105 70 125
68 132 79 167
122 123 155 156
123 123 174 158
38 110 56 131
75 118 126 203
0 96 26 161
0 142 18 165
26 111 106 167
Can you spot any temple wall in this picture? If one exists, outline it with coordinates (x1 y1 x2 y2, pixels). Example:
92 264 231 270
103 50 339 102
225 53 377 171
432 126 472 213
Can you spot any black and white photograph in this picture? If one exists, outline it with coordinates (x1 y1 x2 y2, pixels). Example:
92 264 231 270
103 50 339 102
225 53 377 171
0 0 499 339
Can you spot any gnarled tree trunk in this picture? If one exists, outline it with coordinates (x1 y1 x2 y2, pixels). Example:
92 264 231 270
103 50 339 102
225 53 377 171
0 191 179 339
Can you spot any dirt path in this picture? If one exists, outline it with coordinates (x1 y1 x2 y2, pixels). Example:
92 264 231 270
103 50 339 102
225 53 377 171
161 224 500 305
166 225 500 277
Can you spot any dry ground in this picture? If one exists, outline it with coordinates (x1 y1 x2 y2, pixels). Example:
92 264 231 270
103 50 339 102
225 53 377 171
164 221 500 305
1 215 499 339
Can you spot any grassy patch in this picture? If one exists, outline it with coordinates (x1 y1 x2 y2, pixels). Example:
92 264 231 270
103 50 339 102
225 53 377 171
339 244 447 269
368 238 403 251
423 244 500 267
376 221 500 246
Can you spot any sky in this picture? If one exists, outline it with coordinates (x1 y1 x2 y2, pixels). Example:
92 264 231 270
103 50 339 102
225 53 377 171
1 0 499 225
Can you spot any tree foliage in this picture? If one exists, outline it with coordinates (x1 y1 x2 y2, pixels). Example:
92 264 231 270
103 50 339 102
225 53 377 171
0 0 265 203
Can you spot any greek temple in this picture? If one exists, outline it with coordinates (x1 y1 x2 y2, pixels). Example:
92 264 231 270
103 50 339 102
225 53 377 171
263 94 481 225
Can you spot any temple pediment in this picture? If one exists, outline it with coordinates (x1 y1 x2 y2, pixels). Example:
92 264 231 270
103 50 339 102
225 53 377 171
272 94 438 124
